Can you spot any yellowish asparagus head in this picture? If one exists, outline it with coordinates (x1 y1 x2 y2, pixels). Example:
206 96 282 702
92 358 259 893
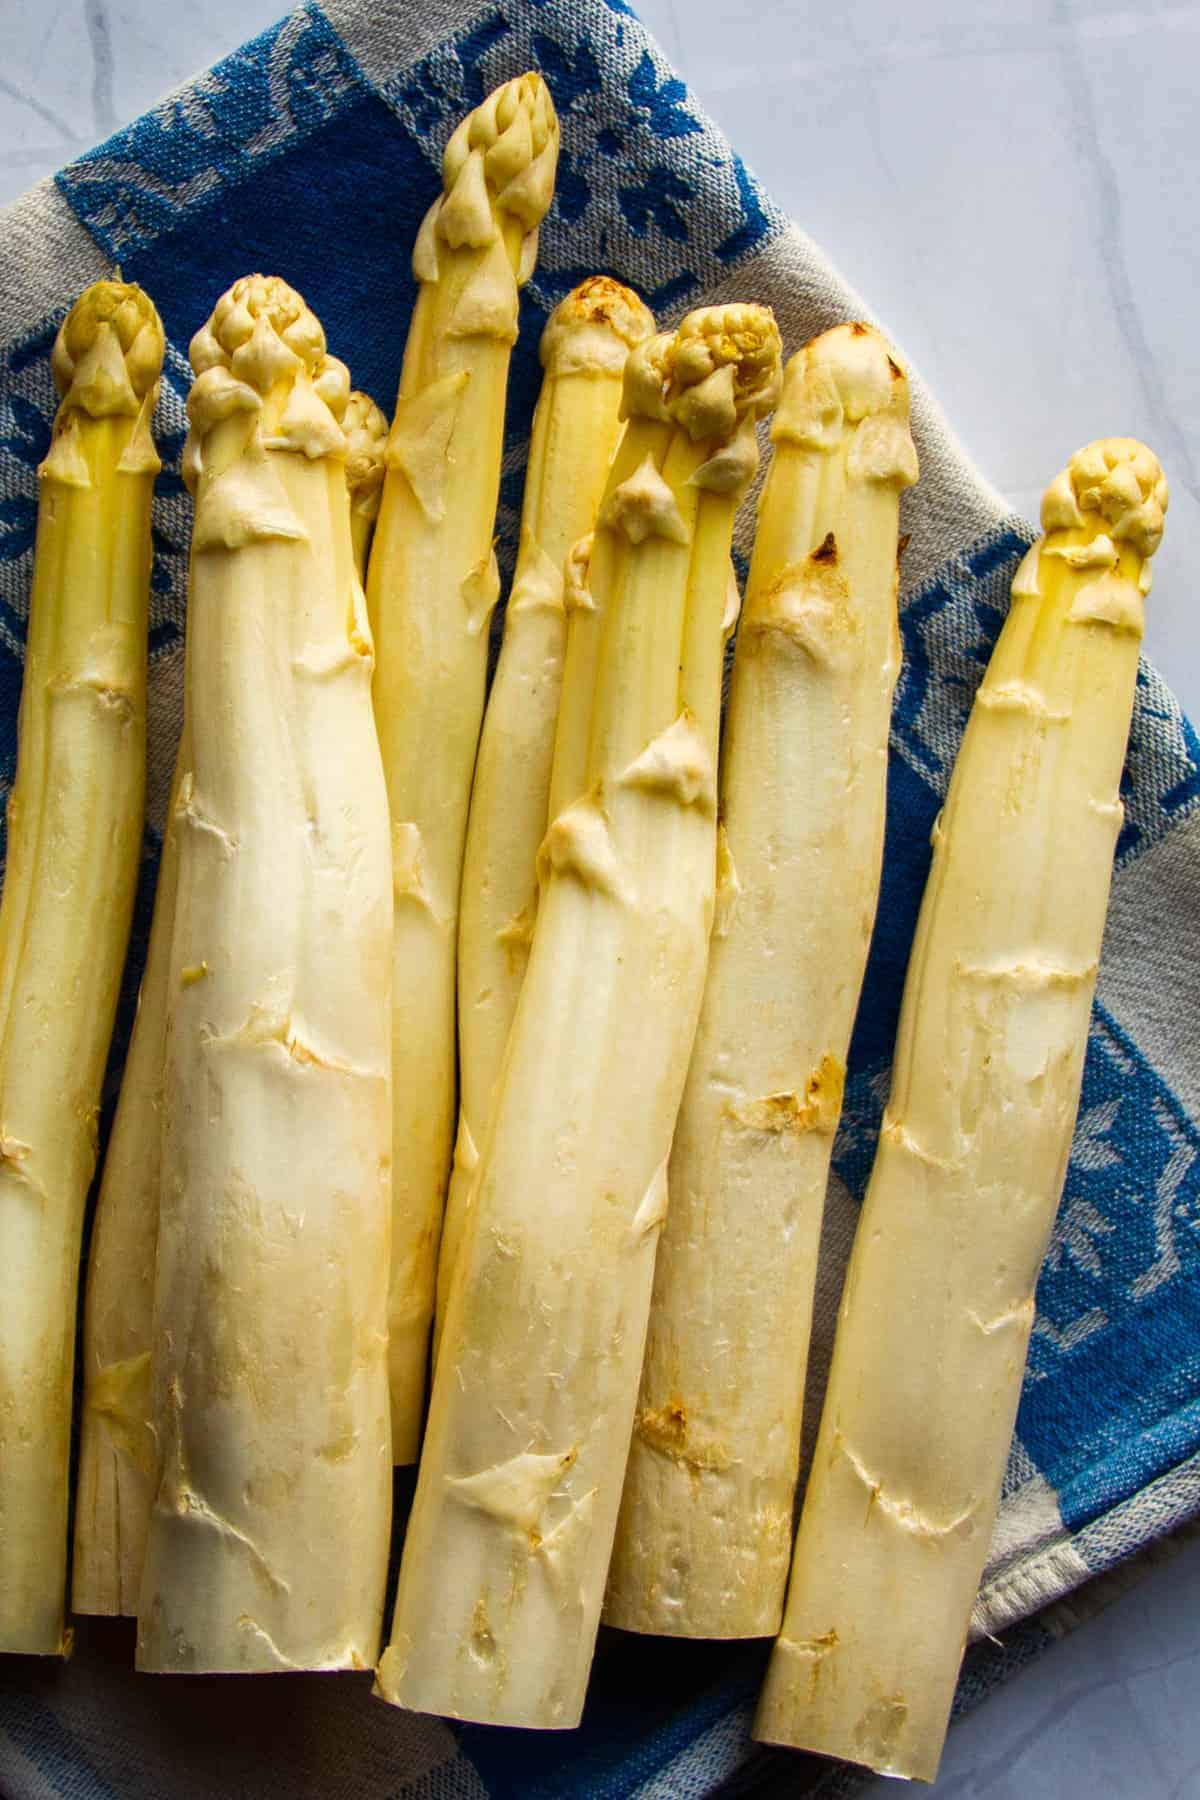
183 274 351 494
620 331 676 424
40 279 165 485
774 322 919 489
189 274 347 404
441 72 559 239
1015 439 1167 633
49 278 164 429
540 276 656 378
666 304 782 440
1042 439 1168 563
343 390 388 523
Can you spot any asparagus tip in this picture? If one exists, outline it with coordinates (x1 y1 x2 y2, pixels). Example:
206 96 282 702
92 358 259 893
51 279 164 422
1042 439 1168 561
184 275 350 492
540 277 655 376
774 322 918 488
343 390 388 514
666 303 783 441
441 70 559 235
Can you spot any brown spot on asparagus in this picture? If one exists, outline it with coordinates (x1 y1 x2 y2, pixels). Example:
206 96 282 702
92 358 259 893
635 1400 733 1474
811 531 838 565
728 1056 845 1137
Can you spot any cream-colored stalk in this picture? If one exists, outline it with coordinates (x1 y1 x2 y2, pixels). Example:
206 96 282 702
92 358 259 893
76 384 390 1618
343 390 388 579
366 73 559 1460
755 439 1168 1782
436 276 654 1351
0 280 163 1655
74 744 185 1618
606 323 917 1640
136 275 393 1674
377 305 783 1729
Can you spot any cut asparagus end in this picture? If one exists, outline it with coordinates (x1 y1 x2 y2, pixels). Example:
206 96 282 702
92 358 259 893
1 278 162 1655
754 435 1166 1781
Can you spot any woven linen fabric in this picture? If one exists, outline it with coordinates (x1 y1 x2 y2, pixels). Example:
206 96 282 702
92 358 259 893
1 1 1198 1794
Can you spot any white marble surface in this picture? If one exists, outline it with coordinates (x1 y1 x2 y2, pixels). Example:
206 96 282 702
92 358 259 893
1 2 1199 1795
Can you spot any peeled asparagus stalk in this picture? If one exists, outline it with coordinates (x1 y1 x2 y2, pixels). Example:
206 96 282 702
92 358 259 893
606 323 917 1640
76 381 391 1619
136 276 394 1674
0 280 163 1655
755 439 1169 1781
366 73 559 1459
377 305 783 1729
343 390 388 579
74 743 186 1617
436 276 654 1351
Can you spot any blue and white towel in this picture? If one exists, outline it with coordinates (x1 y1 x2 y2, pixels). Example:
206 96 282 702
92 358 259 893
1 2 1198 1793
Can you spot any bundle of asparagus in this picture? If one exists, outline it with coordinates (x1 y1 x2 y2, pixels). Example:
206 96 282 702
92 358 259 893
366 72 560 1460
606 322 917 1639
377 304 783 1729
0 280 163 1656
135 276 394 1673
756 439 1168 1780
7 56 1164 1764
74 388 389 1619
437 274 655 1343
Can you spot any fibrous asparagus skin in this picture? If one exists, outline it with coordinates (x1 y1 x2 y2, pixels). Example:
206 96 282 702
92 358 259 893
437 277 655 1352
136 277 393 1674
0 280 163 1655
366 73 559 1460
755 440 1168 1781
377 306 782 1730
606 324 917 1640
343 390 388 580
74 744 186 1617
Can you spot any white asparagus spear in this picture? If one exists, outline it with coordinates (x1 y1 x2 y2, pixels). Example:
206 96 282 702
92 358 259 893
74 745 185 1618
605 323 917 1639
0 281 163 1655
367 74 559 1460
136 276 393 1674
436 276 654 1352
74 383 393 1619
376 305 782 1730
755 439 1168 1781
